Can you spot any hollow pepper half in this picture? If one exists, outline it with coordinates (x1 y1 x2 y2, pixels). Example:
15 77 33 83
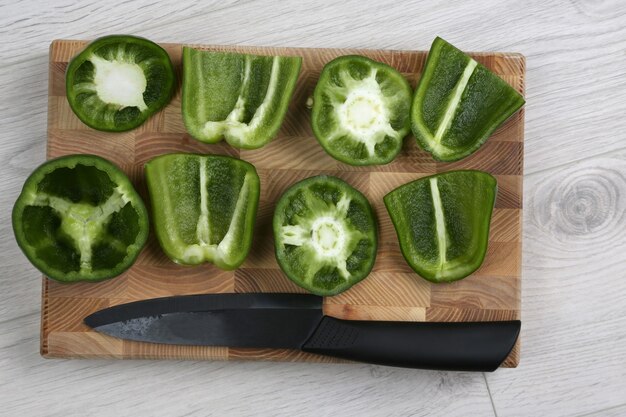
66 35 176 132
12 155 149 282
311 55 412 165
145 153 260 270
384 170 497 283
273 175 378 296
411 37 525 161
182 47 302 149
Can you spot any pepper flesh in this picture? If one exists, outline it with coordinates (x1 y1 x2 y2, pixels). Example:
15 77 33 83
66 35 175 132
411 37 525 161
12 155 149 282
182 47 302 149
273 175 377 296
311 55 412 165
384 170 497 283
145 153 260 270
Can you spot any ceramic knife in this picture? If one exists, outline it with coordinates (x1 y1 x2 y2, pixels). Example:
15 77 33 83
84 293 520 371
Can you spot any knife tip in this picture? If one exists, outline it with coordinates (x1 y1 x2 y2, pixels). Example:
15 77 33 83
83 313 96 329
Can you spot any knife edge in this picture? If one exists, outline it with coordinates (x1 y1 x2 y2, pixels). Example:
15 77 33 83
84 293 323 328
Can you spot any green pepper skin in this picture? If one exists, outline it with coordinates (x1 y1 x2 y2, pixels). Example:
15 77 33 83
273 175 378 296
384 170 497 283
411 37 525 162
311 55 412 166
182 47 302 149
145 153 260 270
12 155 149 282
66 35 175 132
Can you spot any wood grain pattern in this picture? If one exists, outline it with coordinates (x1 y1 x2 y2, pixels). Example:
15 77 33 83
41 40 524 366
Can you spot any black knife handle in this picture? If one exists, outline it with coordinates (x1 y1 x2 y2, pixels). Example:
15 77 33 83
301 317 520 371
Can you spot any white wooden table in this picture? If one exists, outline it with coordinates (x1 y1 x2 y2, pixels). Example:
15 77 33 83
1 1 625 416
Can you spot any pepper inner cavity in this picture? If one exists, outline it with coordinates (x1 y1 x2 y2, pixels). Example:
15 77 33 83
30 188 128 271
182 169 252 264
202 56 280 144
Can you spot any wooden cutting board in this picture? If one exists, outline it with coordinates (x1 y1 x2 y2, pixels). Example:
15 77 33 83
42 40 524 367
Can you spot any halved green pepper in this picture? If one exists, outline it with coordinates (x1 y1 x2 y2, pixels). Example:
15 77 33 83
182 47 302 149
311 55 412 165
384 170 497 283
411 37 525 161
66 35 175 132
273 175 377 296
12 155 149 282
145 153 260 270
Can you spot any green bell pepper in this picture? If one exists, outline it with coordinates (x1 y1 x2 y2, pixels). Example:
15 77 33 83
182 47 302 149
145 153 260 270
12 155 149 282
411 37 525 161
66 35 175 132
311 55 412 165
273 175 377 296
384 170 497 283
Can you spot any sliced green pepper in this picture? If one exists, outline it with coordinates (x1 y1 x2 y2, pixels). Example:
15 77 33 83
66 35 175 132
311 55 412 165
182 47 302 149
384 170 497 283
12 155 149 282
411 37 525 161
273 175 377 296
145 153 260 270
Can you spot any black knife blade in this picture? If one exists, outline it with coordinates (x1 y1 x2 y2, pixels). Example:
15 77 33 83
84 293 521 371
84 293 324 349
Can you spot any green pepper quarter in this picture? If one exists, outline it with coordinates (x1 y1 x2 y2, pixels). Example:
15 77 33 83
311 55 412 165
273 175 378 296
66 35 175 132
182 47 302 149
145 153 260 270
384 170 497 283
411 37 525 161
12 155 149 282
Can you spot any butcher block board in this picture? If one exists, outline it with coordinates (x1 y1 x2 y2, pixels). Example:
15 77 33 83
42 40 524 367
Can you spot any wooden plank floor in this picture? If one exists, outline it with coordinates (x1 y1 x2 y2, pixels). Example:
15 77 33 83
1 1 625 416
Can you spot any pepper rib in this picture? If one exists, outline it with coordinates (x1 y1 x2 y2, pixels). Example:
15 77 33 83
429 177 447 272
196 158 211 245
433 59 477 144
